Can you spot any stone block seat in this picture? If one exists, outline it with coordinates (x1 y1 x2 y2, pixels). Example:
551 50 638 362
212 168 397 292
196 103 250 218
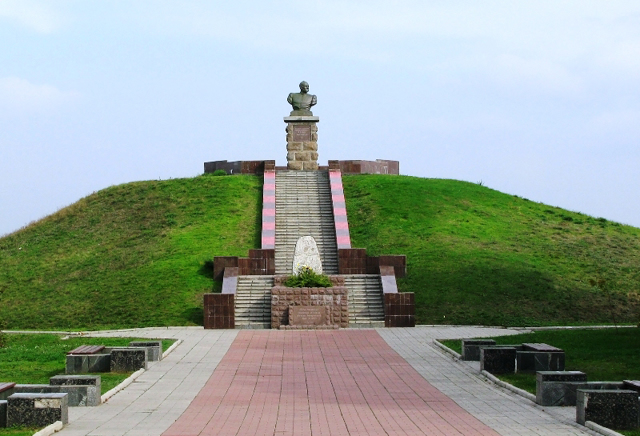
536 371 589 406
109 348 147 372
15 383 99 407
480 347 518 374
461 339 497 361
67 345 105 355
0 400 6 428
66 346 111 374
49 375 101 406
129 341 162 361
517 343 565 372
577 389 640 430
0 382 16 401
7 393 69 427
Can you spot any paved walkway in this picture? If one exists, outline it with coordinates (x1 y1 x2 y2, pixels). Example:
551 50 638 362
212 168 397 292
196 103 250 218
55 327 598 436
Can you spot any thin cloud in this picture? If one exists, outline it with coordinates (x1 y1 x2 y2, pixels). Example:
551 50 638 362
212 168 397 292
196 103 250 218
0 77 80 112
0 0 67 33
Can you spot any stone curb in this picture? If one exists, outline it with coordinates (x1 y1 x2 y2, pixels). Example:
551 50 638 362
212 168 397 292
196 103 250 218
99 338 181 403
480 370 536 402
163 339 182 359
101 368 145 403
432 339 461 359
32 421 63 436
585 421 625 436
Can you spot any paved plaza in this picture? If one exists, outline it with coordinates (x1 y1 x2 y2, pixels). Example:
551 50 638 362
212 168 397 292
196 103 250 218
55 327 600 436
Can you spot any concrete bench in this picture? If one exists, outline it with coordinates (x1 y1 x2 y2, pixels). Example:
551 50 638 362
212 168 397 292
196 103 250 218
66 353 111 374
577 389 640 430
624 380 640 393
15 383 99 407
480 347 517 374
50 375 101 406
7 393 68 426
461 339 496 361
522 343 563 352
517 343 565 372
517 351 565 372
536 371 588 406
535 372 628 407
0 382 15 401
110 348 147 372
67 345 105 355
129 341 162 361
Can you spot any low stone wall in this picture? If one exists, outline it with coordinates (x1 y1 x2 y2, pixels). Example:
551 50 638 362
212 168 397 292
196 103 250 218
271 287 348 329
203 294 234 329
328 159 399 175
204 160 275 175
213 250 275 280
337 249 406 277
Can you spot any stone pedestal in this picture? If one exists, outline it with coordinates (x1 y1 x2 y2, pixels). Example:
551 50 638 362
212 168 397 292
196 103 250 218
284 116 319 171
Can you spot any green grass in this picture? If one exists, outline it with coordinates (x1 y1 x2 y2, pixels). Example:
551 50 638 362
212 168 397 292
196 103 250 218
0 174 262 330
343 175 640 326
441 328 640 435
0 334 174 436
2 173 640 329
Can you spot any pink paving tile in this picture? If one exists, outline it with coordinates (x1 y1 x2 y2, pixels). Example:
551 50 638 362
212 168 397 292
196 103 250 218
163 331 500 436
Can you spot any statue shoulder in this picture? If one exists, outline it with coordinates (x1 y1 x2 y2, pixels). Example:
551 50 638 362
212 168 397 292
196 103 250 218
287 93 294 104
311 94 317 105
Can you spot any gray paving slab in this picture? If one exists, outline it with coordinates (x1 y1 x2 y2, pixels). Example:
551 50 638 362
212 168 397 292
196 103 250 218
378 326 600 436
57 328 238 436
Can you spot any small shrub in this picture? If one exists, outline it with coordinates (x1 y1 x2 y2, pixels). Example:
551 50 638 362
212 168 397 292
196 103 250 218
283 266 332 288
212 170 228 176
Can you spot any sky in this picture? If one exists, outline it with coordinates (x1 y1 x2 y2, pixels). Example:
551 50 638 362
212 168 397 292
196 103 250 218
1 0 639 237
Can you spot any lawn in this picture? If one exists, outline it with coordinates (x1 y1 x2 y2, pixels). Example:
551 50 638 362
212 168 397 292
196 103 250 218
0 173 262 330
344 175 640 326
0 333 175 435
441 328 640 436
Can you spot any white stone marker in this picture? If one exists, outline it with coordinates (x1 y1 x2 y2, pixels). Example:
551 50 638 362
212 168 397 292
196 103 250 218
292 236 323 274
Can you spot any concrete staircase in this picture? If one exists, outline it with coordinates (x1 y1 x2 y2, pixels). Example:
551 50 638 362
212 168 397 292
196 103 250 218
275 171 338 275
344 275 385 327
235 275 274 329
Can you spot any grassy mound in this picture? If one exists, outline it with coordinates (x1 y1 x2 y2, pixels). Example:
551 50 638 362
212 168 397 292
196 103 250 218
1 173 639 329
343 175 640 326
0 174 261 330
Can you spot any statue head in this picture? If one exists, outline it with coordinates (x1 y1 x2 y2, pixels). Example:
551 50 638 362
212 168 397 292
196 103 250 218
299 81 309 93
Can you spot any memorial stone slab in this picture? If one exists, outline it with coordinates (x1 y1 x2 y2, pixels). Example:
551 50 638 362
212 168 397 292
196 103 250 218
292 236 323 274
290 306 328 326
7 393 68 426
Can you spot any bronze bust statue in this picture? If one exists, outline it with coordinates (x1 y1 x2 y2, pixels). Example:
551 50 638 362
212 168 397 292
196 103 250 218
287 81 317 116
